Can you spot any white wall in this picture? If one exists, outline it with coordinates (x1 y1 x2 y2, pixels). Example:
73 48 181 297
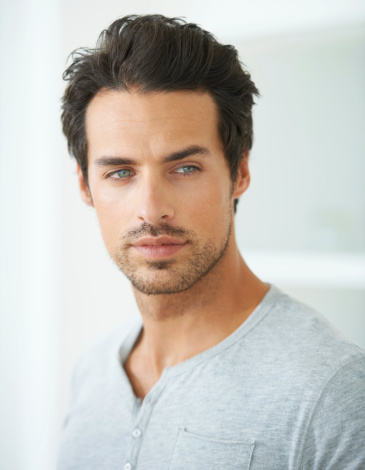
0 0 62 469
237 25 365 252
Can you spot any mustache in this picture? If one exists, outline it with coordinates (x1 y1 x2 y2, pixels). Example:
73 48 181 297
121 222 192 242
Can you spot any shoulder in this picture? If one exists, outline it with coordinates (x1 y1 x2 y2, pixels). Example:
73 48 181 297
252 287 365 467
239 286 365 413
257 285 365 373
299 356 365 468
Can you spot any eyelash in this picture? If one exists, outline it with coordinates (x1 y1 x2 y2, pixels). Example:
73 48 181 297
109 169 134 179
107 165 200 180
174 165 200 176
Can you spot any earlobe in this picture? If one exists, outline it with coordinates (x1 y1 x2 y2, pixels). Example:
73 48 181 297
232 151 250 199
76 164 94 207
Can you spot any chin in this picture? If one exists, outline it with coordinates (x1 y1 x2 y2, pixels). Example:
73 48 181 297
128 270 197 296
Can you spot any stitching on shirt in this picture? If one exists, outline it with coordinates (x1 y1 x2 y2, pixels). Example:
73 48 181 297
167 428 184 469
166 428 256 469
165 289 287 377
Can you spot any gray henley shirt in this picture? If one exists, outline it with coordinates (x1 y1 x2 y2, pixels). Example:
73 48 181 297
57 285 365 469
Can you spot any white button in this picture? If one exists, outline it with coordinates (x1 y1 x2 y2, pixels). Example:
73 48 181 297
132 428 142 438
124 463 132 470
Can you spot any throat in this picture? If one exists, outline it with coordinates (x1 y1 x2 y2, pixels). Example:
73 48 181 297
124 348 164 399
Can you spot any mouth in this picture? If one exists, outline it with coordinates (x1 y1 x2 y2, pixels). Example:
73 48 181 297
131 236 188 259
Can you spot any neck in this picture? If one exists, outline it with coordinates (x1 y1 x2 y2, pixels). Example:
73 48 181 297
131 234 268 378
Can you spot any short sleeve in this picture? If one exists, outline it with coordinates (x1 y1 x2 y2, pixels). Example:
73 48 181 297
301 357 365 469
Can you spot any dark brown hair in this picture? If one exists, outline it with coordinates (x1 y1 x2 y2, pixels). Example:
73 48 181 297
61 14 259 210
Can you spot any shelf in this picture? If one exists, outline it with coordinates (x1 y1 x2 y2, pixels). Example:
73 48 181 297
243 251 365 289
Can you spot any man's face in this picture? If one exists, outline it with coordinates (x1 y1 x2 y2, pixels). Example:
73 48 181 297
81 89 249 295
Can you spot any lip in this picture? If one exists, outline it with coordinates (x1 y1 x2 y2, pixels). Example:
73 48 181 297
132 236 186 247
131 236 187 259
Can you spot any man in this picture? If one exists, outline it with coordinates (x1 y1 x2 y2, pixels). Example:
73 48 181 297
58 14 365 470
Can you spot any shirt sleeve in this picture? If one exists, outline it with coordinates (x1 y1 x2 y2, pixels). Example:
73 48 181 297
301 357 365 470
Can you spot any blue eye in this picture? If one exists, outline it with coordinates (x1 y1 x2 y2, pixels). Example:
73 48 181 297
114 169 132 178
176 166 197 174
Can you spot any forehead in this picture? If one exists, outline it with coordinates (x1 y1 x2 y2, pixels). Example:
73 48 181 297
85 89 223 160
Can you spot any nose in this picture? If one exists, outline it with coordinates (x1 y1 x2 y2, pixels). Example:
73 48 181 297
136 172 175 225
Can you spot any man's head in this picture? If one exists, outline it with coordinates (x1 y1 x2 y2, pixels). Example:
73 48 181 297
61 14 259 211
61 15 259 296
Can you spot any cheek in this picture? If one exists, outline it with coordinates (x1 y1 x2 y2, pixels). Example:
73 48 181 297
180 176 232 233
92 190 130 252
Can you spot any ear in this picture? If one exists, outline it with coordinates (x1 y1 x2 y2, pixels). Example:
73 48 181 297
76 164 94 207
232 150 250 199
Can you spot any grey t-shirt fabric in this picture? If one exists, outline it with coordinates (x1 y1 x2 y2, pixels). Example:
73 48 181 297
57 285 365 469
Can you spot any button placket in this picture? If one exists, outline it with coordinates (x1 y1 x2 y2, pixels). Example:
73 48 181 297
127 371 170 468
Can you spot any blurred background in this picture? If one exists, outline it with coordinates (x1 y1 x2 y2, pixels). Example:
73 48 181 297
0 0 364 468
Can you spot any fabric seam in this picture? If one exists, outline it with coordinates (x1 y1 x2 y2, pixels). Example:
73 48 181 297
165 290 285 377
296 356 365 469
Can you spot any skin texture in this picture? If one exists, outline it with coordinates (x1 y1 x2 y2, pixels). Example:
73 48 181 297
79 88 269 398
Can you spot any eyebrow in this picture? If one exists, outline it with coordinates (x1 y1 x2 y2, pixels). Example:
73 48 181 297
94 145 210 167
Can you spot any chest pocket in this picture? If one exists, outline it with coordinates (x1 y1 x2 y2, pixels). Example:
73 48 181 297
168 429 255 470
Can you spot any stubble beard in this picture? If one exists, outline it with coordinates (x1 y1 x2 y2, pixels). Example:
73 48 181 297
112 220 232 296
